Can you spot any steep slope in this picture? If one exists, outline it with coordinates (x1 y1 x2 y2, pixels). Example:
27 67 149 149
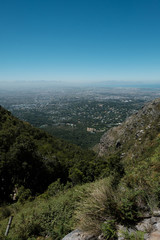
98 98 160 159
0 105 106 202
74 98 160 239
1 99 160 239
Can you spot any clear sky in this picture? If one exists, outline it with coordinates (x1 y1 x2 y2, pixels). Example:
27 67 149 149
0 0 160 84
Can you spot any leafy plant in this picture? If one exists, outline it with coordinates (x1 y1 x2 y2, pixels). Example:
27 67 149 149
0 206 11 219
101 220 117 240
47 179 64 196
122 229 145 240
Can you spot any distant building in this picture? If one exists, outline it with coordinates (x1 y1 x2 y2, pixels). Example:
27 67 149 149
87 127 96 133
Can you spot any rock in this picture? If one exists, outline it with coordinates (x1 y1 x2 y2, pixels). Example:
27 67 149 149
153 210 160 217
62 210 160 240
141 212 151 218
144 233 150 240
98 98 160 157
150 217 157 225
97 234 105 240
154 222 160 231
117 225 127 240
136 218 152 232
149 231 160 240
62 229 96 240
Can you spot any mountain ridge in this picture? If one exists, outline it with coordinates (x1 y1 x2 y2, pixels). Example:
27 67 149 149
98 98 160 159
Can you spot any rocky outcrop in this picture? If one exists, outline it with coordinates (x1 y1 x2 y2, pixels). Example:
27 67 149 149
62 211 160 240
62 229 96 240
117 210 160 240
98 98 160 156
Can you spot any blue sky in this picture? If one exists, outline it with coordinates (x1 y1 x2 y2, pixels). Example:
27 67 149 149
0 0 160 83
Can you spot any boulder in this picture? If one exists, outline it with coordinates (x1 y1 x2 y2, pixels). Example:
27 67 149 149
149 231 160 240
62 229 96 240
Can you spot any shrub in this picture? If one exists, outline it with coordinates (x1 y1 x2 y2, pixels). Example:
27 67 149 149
0 206 11 219
47 179 64 196
115 187 142 223
122 229 145 240
14 212 44 240
101 220 117 240
75 178 118 236
17 186 32 203
75 178 148 236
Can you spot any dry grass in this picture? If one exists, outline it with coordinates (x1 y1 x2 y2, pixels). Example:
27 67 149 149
75 178 117 236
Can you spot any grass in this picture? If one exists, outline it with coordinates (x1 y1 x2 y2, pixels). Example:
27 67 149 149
0 184 89 240
74 178 117 236
1 122 160 239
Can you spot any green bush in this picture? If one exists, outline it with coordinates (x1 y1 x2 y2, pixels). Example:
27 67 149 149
75 178 153 236
47 179 64 196
122 229 145 240
17 186 32 203
0 206 11 220
0 184 88 240
75 178 118 236
101 220 117 240
14 212 44 240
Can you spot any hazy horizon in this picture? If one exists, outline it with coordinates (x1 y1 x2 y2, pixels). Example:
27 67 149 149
0 79 160 92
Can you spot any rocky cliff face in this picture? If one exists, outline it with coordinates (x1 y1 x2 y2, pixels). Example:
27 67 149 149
98 98 160 158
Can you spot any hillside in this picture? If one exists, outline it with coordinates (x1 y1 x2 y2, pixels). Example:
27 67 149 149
98 98 160 159
76 98 160 239
0 105 107 203
1 99 160 239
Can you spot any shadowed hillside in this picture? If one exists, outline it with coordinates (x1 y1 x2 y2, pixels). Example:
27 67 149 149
0 105 107 203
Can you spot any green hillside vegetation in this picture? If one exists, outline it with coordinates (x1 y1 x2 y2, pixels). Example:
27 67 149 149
0 105 111 203
1 99 160 239
0 183 90 240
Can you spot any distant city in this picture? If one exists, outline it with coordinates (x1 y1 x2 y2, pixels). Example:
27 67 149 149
1 85 160 148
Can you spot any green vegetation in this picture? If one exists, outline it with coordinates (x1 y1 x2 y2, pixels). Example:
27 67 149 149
0 184 89 240
101 220 117 240
44 124 103 149
2 89 146 148
74 130 160 238
1 98 160 240
121 230 145 240
0 106 110 203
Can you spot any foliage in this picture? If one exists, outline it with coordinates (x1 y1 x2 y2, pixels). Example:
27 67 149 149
17 186 32 203
47 179 64 197
0 184 88 240
75 178 118 236
1 100 160 239
101 220 117 240
121 229 145 240
0 106 108 202
0 206 11 220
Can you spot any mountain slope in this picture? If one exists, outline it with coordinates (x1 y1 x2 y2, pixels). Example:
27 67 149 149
0 105 106 202
98 98 160 159
75 98 160 238
1 99 160 239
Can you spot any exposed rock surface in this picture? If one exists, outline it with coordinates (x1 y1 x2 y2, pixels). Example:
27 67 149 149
117 210 160 240
98 98 160 156
63 211 160 240
149 231 160 240
62 229 96 240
